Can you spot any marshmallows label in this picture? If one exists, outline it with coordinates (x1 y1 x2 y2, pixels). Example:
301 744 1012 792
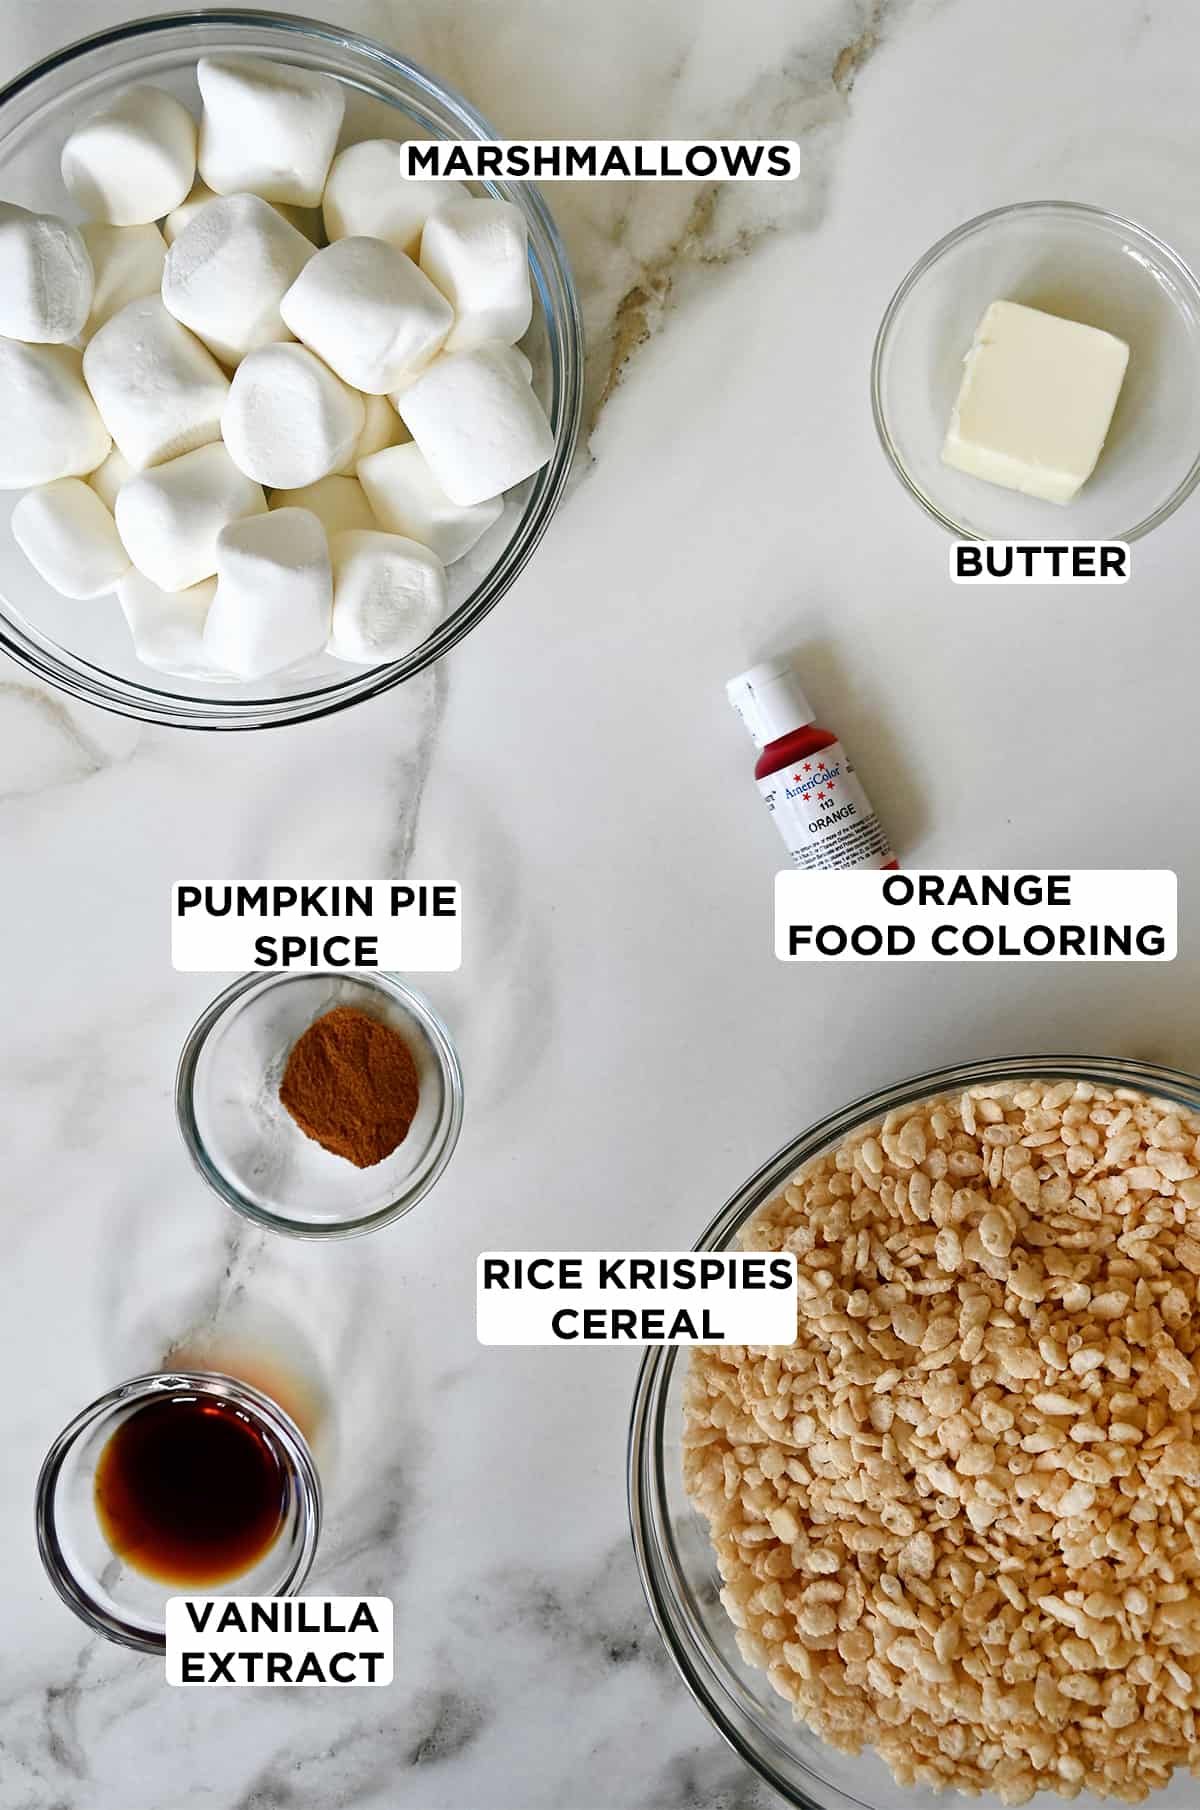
776 870 1176 962
172 879 461 972
477 1252 798 1346
402 139 800 182
951 542 1129 583
166 1597 393 1686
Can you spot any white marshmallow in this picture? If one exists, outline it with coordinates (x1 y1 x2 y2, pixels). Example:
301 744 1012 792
328 529 446 665
0 342 110 489
221 342 364 489
163 179 217 244
88 445 133 511
167 179 323 250
197 56 344 208
203 507 331 678
11 479 129 598
322 141 467 258
357 442 502 564
386 338 531 412
61 85 197 225
117 571 221 677
504 343 533 384
338 391 408 475
115 442 265 592
270 475 374 538
80 223 166 339
0 202 93 342
420 198 532 351
280 238 452 394
83 297 229 470
162 193 314 365
396 343 554 506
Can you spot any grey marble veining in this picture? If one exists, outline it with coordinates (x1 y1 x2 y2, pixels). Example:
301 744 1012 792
5 1 1200 1807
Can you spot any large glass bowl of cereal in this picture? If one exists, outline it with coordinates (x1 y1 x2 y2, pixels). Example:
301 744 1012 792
629 1056 1200 1809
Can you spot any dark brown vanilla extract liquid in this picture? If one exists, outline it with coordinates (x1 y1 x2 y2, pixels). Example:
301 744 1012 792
94 1395 287 1586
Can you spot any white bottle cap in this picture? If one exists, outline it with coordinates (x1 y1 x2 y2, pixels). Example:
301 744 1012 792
725 659 815 748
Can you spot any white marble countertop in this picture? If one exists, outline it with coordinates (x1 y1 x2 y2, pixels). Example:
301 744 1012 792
4 2 1200 1807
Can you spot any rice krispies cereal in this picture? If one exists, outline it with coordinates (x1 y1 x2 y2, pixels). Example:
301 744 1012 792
684 1079 1200 1804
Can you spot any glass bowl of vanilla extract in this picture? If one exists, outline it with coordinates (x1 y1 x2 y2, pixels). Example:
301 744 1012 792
36 1371 321 1652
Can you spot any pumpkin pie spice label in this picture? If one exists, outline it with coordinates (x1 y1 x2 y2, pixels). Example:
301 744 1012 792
172 879 461 971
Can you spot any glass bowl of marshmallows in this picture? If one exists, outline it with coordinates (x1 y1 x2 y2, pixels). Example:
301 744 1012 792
871 201 1200 543
0 13 582 728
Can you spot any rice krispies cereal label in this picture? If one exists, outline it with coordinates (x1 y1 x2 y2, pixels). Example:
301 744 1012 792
757 741 893 871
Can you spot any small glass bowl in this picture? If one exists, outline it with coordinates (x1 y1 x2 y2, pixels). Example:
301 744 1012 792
176 969 464 1238
871 201 1200 542
0 12 583 728
629 1054 1200 1810
36 1371 321 1653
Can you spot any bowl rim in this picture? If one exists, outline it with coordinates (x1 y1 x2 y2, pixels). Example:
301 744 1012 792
175 966 465 1238
35 1368 322 1653
629 1051 1200 1810
870 198 1200 543
0 9 584 729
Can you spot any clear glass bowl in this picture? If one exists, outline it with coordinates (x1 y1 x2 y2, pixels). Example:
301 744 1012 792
871 202 1200 542
0 12 583 728
36 1370 321 1652
628 1054 1200 1810
176 968 464 1237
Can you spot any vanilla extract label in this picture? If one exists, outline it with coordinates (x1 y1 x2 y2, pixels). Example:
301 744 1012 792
951 541 1129 583
165 1596 394 1686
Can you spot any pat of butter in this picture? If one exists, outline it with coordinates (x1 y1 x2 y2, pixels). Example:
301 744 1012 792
942 300 1129 504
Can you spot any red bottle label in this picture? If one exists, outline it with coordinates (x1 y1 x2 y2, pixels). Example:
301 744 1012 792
757 740 893 871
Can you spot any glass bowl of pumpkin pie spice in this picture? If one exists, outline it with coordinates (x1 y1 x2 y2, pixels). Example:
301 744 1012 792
176 970 463 1237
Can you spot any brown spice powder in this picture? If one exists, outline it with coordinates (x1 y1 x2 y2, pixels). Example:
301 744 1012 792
279 1004 420 1168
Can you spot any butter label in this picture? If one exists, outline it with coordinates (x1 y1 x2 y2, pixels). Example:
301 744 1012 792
951 541 1129 583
